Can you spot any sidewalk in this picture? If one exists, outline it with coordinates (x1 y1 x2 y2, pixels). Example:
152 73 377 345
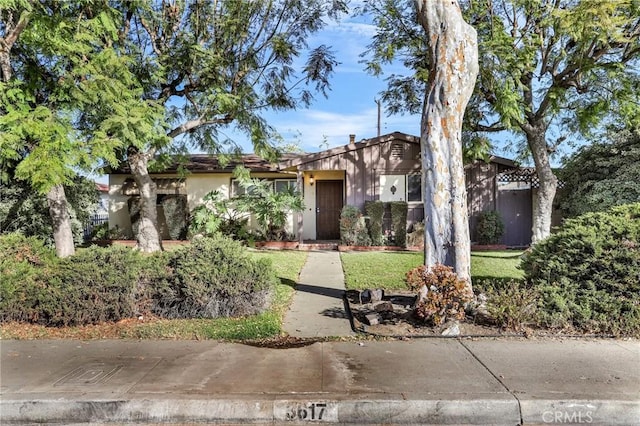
282 250 353 338
1 338 638 424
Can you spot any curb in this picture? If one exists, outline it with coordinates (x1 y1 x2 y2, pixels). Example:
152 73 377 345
1 398 520 425
4 398 639 424
519 399 640 425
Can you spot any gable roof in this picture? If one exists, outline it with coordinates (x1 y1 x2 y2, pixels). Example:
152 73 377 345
108 131 519 175
279 131 420 169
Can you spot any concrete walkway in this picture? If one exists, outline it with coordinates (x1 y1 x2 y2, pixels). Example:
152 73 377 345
282 250 353 338
1 339 638 424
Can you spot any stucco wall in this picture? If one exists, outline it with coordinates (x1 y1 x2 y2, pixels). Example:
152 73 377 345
109 172 301 239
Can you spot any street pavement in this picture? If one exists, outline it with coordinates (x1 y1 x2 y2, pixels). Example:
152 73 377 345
1 250 639 425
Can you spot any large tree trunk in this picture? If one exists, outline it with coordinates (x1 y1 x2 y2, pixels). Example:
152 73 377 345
415 0 478 290
46 184 75 258
128 148 163 253
526 126 558 244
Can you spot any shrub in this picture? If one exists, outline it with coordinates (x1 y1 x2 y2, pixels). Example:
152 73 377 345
521 203 640 336
476 279 539 330
407 264 473 326
156 236 278 319
42 246 147 326
189 190 250 241
0 177 99 245
0 234 57 323
161 195 188 240
0 237 148 326
559 128 640 217
364 201 384 245
476 210 505 245
390 201 408 247
340 205 371 246
234 178 304 241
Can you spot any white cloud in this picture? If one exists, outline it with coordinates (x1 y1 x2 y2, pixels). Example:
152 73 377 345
268 107 421 152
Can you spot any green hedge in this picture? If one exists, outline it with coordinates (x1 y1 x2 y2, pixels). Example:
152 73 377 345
340 205 371 246
155 236 277 318
521 203 640 336
476 210 505 245
390 201 408 247
365 201 384 245
0 234 277 326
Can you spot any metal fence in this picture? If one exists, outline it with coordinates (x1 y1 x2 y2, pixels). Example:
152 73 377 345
83 213 108 239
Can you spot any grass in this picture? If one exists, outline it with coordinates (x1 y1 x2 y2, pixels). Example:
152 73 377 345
340 250 525 290
0 249 308 341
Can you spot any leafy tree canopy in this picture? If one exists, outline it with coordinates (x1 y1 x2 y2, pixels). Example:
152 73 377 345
114 0 347 161
559 127 640 217
0 0 165 193
359 0 640 157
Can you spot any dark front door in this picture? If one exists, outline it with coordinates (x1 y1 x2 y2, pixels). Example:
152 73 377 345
316 180 343 240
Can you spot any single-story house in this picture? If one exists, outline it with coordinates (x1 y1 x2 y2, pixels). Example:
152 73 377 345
108 131 554 247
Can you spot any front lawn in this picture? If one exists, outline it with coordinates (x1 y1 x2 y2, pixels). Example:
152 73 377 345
0 249 308 340
340 250 524 290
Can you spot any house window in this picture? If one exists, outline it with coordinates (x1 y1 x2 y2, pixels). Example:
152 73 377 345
379 174 422 202
231 178 296 196
407 174 422 202
274 179 296 193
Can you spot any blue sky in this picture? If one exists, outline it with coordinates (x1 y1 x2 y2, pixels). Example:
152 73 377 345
222 13 424 153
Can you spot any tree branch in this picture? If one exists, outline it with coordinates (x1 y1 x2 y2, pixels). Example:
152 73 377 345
167 115 233 138
473 122 507 132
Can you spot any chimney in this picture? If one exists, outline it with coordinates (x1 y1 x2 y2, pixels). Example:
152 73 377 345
349 134 355 144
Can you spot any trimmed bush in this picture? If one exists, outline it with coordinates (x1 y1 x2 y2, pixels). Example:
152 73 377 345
365 201 384 245
155 236 278 318
475 279 539 330
340 205 371 246
1 234 279 326
0 233 58 323
521 203 640 336
407 264 473 326
0 236 147 326
476 210 505 245
390 201 408 247
42 246 146 325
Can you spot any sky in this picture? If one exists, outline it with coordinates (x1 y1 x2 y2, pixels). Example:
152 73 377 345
221 12 425 154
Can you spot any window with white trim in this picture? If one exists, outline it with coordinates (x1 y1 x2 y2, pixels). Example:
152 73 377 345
231 178 296 196
379 174 422 202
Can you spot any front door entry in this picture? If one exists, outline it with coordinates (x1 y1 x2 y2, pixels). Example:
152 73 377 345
315 180 343 240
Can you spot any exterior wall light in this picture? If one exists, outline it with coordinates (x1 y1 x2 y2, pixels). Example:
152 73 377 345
309 175 315 186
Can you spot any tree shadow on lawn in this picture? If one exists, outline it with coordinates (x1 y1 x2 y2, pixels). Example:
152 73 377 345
472 251 524 260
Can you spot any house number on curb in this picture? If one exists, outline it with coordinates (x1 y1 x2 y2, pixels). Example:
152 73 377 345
274 401 338 422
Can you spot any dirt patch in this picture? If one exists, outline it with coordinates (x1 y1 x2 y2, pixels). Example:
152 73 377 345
345 290 521 337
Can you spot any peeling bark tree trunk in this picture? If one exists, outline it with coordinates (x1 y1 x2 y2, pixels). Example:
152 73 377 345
525 125 558 244
128 148 163 253
415 0 478 290
47 184 75 258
